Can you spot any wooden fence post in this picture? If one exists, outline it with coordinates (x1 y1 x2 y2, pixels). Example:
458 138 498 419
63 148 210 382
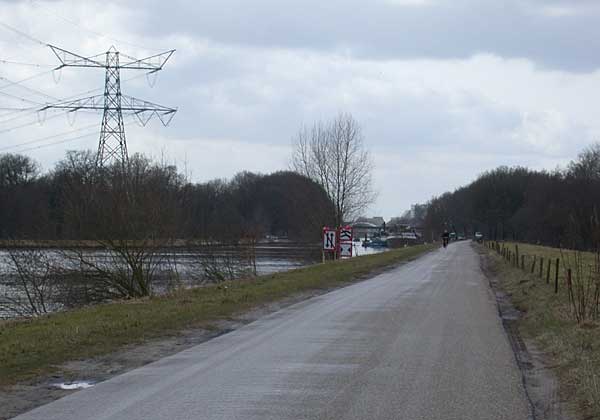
554 258 560 294
546 259 551 284
521 255 525 270
539 257 544 278
515 244 519 267
531 255 537 274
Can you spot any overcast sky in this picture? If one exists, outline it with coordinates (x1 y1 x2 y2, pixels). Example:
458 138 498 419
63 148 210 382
1 0 599 218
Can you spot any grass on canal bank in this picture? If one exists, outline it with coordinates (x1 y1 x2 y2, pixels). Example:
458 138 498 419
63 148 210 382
484 242 600 418
0 243 435 388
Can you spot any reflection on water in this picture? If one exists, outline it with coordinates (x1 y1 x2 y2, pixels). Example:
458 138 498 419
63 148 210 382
352 244 388 257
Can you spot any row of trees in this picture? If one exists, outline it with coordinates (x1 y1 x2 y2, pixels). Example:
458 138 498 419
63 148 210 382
1 112 377 315
1 151 337 313
1 113 376 242
0 151 335 243
422 144 600 250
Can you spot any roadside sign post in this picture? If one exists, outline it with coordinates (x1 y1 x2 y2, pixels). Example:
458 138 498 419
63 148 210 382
322 227 337 263
338 226 353 258
339 242 352 258
323 226 353 261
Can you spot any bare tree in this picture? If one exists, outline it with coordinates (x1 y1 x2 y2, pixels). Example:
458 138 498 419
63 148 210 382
0 248 60 317
291 113 376 225
187 242 256 285
57 154 182 299
0 154 39 187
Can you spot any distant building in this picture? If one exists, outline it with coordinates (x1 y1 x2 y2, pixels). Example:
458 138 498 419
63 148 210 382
351 222 379 240
387 218 410 234
351 216 385 239
354 216 385 228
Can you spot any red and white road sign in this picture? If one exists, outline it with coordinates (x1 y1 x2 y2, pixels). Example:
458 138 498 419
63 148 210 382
338 226 353 258
339 242 352 258
339 226 353 242
323 227 336 251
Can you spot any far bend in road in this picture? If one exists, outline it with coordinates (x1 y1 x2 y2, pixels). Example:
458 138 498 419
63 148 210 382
16 241 531 420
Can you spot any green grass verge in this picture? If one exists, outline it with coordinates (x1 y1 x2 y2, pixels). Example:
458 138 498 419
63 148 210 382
484 243 600 418
0 244 435 387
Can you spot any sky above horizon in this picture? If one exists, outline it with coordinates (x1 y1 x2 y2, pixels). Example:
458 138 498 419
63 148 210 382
1 0 599 219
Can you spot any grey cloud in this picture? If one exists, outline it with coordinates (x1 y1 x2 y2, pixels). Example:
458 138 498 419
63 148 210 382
2 0 599 216
131 0 600 72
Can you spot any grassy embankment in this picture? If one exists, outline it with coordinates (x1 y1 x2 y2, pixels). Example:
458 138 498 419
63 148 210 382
0 243 434 388
484 241 600 417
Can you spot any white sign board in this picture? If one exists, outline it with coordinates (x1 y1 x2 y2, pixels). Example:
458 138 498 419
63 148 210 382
339 227 353 242
340 242 353 257
323 229 336 251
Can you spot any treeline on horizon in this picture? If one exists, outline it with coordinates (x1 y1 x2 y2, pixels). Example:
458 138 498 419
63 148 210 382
0 150 335 243
421 144 600 250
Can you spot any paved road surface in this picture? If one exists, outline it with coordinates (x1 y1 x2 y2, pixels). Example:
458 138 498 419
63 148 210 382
15 242 531 420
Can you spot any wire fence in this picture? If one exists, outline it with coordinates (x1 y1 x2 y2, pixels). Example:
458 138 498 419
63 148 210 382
485 240 600 323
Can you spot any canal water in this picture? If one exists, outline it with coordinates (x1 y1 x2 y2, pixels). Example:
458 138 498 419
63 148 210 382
0 242 386 319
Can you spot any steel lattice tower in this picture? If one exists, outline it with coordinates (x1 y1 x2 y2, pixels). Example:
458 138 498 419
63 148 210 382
98 49 128 165
42 45 177 167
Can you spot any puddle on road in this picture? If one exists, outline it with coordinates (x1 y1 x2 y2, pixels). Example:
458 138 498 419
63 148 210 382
53 381 95 390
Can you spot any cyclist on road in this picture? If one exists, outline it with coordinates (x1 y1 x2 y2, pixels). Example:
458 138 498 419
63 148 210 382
442 230 450 248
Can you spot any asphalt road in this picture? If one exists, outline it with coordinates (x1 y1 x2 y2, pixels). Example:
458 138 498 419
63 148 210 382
15 241 531 420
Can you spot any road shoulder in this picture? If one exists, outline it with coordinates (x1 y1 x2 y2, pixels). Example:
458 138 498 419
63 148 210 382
476 244 576 420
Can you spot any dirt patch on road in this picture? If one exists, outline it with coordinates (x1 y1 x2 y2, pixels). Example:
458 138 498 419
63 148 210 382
477 245 574 420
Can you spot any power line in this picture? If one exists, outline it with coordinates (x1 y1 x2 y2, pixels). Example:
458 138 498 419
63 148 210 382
0 116 138 152
6 114 138 154
0 64 150 118
12 132 97 153
0 68 58 92
0 108 104 132
0 111 70 134
0 59 54 68
0 90 43 105
0 75 59 101
29 0 163 53
0 106 34 112
0 72 148 126
0 107 41 124
0 123 98 152
44 45 177 167
0 19 48 47
0 19 176 163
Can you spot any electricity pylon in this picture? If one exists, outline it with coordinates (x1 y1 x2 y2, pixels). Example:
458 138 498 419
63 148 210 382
41 45 177 167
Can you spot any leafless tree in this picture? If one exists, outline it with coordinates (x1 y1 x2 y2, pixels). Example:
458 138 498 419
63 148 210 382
0 154 39 187
187 241 257 285
0 248 61 317
291 113 376 225
58 154 183 299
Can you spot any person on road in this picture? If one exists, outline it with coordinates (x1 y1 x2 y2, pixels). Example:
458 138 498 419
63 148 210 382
442 230 450 248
